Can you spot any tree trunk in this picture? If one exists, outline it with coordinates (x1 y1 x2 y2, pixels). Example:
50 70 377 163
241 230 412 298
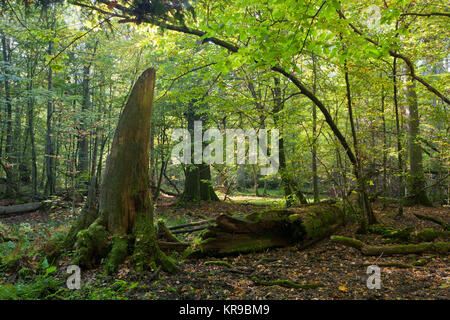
344 61 376 228
311 55 320 203
1 32 14 197
393 57 404 215
180 101 219 202
272 76 307 206
403 74 432 206
76 64 91 189
45 40 55 196
67 68 177 274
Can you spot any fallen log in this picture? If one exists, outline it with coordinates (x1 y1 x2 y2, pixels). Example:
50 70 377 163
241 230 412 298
172 225 209 234
0 202 42 215
168 219 213 230
414 213 449 231
361 242 449 256
331 235 450 256
188 203 344 257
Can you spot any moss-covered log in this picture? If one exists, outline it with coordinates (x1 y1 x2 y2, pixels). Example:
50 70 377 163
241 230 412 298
361 242 449 256
188 204 344 257
414 213 449 231
331 235 450 256
330 235 364 250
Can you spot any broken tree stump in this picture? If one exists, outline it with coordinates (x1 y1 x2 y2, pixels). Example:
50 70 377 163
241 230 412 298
188 203 344 257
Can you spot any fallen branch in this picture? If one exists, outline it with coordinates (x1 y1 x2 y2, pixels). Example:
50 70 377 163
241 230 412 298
157 241 190 252
171 225 210 235
204 260 234 268
359 262 413 269
252 278 323 289
0 202 42 215
331 235 449 256
330 235 364 250
168 219 213 230
414 213 449 231
361 242 449 256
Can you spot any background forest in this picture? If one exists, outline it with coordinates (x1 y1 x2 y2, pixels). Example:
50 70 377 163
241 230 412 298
0 0 448 301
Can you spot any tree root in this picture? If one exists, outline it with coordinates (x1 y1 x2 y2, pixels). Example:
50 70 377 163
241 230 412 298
359 262 413 268
204 260 234 268
252 278 323 289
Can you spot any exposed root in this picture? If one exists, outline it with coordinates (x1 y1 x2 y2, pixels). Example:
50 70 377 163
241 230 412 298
252 278 323 289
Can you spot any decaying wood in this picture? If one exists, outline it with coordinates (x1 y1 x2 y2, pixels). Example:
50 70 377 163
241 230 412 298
157 221 182 243
171 225 209 234
414 213 449 231
188 204 344 257
157 240 189 252
0 202 42 215
156 221 190 253
331 235 450 256
168 219 213 230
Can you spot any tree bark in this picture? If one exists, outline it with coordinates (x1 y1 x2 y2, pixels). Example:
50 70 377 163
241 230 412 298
403 74 432 206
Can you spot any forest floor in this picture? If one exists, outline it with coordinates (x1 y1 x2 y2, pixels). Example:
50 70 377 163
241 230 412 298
0 194 449 300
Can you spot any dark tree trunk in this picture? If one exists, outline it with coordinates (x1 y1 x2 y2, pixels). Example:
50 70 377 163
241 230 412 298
311 55 320 203
180 101 219 202
77 64 91 188
45 40 55 196
272 77 307 206
1 33 14 197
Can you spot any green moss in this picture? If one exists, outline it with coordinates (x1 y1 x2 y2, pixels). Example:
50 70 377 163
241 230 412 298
227 237 275 254
105 235 129 274
383 226 414 242
74 220 110 269
17 267 33 280
433 242 450 254
368 224 394 235
330 235 364 250
132 214 178 273
302 207 341 239
288 214 301 222
415 228 440 242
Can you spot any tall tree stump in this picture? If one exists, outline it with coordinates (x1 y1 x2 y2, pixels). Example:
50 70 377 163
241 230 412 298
66 68 177 273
